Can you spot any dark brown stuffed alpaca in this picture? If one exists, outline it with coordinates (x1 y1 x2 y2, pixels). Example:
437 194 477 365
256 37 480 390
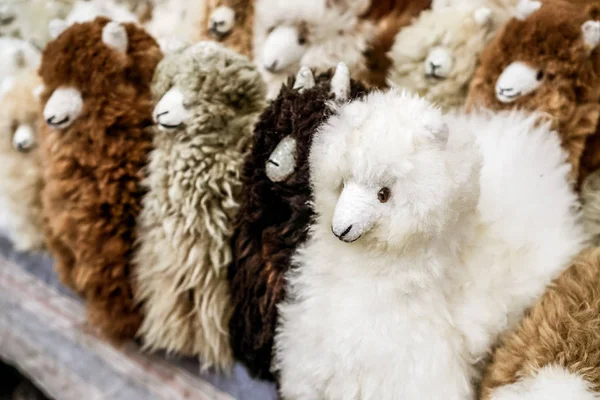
466 0 600 181
38 17 162 342
228 63 368 380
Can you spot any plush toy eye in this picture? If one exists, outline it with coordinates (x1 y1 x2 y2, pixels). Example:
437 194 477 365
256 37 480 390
536 70 544 81
378 187 391 203
267 26 275 34
298 35 307 45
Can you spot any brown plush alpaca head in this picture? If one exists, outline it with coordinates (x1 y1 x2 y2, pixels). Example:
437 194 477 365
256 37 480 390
40 17 162 131
467 0 600 177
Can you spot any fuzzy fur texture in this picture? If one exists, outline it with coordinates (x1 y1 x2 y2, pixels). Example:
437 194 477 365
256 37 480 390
480 247 600 400
228 68 367 380
0 70 44 252
145 0 205 43
197 0 255 57
0 38 40 86
39 18 162 342
133 41 266 370
254 0 376 98
466 0 600 179
388 2 511 110
274 90 584 399
582 169 600 244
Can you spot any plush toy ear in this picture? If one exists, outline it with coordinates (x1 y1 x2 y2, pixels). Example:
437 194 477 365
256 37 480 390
474 7 492 27
102 21 128 53
330 62 350 101
293 66 315 92
416 120 450 149
582 20 600 50
49 19 69 40
514 0 541 21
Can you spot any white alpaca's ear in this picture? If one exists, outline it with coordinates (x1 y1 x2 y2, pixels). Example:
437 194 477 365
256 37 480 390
13 124 36 152
43 86 83 129
209 6 235 38
330 62 350 101
102 22 128 53
49 19 69 40
495 61 542 103
582 20 600 50
514 0 541 20
266 135 297 182
293 67 315 92
474 7 492 26
153 87 190 130
416 120 449 149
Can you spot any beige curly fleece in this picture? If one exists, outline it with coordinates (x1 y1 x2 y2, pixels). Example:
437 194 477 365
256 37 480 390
134 41 266 370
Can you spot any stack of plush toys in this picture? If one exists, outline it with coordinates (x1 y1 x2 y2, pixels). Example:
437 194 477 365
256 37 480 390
3 0 600 398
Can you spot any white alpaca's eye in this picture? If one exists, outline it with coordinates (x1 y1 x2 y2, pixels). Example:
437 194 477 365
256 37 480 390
378 187 391 203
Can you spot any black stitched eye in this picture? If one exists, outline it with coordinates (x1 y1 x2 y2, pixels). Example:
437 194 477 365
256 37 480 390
298 36 307 45
267 26 275 34
378 187 391 203
536 70 544 81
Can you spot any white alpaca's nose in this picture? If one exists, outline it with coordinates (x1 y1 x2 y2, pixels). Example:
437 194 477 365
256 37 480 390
13 124 36 152
332 182 377 243
209 6 235 38
424 47 453 79
153 87 190 130
495 61 542 103
43 86 83 129
262 25 306 74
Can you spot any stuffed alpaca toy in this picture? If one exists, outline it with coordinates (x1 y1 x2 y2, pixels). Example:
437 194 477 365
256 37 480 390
197 0 254 57
466 0 600 180
254 0 377 98
0 38 40 86
133 41 266 370
387 2 513 110
228 63 367 380
479 247 600 400
274 90 583 399
0 70 45 252
145 0 206 44
39 18 162 341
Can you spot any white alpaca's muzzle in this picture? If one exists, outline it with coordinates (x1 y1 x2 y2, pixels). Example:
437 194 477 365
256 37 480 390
153 87 190 130
261 25 306 73
43 86 83 129
332 182 377 243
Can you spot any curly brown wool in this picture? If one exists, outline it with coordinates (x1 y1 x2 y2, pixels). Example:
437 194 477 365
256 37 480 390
38 17 162 342
480 247 600 398
227 70 368 381
466 1 600 182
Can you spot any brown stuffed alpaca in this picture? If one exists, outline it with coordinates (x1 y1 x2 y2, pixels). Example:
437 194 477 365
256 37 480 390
228 63 368 380
38 17 162 342
466 0 600 180
197 0 254 57
358 0 432 88
480 247 600 399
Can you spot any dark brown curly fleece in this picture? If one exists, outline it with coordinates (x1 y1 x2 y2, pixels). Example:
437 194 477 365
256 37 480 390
38 17 162 342
228 70 368 381
466 1 600 181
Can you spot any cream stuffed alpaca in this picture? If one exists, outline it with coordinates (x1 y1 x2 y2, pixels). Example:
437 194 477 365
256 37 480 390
134 41 266 370
254 0 375 98
274 90 583 399
0 70 44 252
387 1 516 110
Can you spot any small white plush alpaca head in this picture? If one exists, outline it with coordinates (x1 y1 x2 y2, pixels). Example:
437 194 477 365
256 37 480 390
209 6 236 39
495 20 600 103
261 25 307 73
388 6 497 110
310 90 479 249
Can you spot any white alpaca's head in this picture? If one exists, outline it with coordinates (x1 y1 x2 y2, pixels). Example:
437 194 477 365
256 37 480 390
495 20 600 103
153 87 191 130
311 90 478 249
43 87 83 129
209 6 236 39
261 25 308 73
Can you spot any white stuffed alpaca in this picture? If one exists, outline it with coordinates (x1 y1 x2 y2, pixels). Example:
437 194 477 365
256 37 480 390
387 1 516 110
274 90 584 399
254 0 374 98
